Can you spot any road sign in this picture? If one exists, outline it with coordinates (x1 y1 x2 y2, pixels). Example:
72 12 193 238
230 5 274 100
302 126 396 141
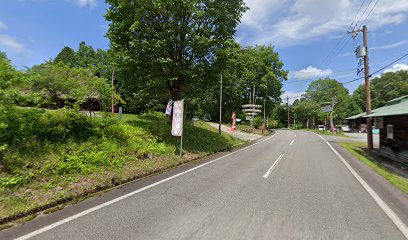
321 105 332 113
171 101 184 136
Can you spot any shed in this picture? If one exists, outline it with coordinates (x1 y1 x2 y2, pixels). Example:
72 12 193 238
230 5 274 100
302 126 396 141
364 96 408 164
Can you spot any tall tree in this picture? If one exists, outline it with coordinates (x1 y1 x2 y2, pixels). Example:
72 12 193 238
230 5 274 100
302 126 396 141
219 45 287 121
305 78 349 131
105 0 248 106
76 41 96 68
353 70 408 110
54 46 76 66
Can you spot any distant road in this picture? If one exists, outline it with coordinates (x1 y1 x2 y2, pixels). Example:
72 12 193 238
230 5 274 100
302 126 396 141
2 130 407 240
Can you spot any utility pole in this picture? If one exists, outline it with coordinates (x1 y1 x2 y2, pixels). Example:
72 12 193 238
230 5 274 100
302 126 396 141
349 25 373 149
219 72 223 134
111 68 115 114
363 25 373 150
287 96 290 129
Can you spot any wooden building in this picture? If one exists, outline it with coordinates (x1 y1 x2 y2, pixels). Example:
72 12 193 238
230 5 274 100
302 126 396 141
364 96 408 164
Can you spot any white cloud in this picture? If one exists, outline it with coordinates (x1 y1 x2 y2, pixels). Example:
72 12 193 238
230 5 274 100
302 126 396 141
281 91 305 104
371 40 408 50
383 63 408 73
0 35 24 52
239 0 408 47
289 66 333 80
74 0 96 7
0 21 7 29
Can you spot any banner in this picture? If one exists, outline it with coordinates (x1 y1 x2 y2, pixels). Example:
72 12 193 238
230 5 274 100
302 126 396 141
165 99 173 116
171 100 184 136
231 112 237 132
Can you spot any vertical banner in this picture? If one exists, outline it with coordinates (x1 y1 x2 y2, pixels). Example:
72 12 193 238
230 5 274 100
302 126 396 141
165 99 173 116
171 100 184 136
231 112 237 132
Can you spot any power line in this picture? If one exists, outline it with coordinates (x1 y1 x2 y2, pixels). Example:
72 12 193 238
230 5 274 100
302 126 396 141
357 0 380 29
342 53 408 85
353 0 374 31
348 0 367 31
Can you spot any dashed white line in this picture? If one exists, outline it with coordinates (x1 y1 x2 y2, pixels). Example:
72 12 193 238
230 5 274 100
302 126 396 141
13 134 278 240
263 154 284 179
314 133 408 239
290 139 295 146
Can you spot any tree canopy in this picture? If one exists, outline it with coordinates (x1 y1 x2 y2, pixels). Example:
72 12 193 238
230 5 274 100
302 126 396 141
105 0 248 105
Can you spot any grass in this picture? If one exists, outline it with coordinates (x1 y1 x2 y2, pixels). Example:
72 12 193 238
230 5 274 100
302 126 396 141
339 142 408 194
0 109 244 224
236 124 271 136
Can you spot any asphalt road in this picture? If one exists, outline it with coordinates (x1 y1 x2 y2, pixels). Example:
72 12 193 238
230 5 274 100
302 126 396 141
2 130 408 239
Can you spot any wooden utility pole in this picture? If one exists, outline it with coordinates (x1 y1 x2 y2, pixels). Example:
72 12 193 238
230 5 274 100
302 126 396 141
348 25 373 149
111 68 115 114
362 25 373 150
287 96 290 129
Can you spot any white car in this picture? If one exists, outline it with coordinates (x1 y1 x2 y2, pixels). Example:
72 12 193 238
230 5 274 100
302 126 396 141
342 125 350 132
317 125 325 131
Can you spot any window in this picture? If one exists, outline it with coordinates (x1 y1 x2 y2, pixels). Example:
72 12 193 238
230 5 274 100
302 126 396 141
387 125 393 139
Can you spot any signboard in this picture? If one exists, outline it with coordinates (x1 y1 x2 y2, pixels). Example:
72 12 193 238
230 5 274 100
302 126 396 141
321 105 332 113
231 112 237 132
171 100 184 136
375 117 384 129
165 99 173 116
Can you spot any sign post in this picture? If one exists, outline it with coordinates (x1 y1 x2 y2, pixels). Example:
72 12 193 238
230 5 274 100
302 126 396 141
171 100 184 158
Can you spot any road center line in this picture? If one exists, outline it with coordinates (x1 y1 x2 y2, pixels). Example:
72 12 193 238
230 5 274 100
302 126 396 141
314 133 408 239
13 134 277 240
263 153 284 179
290 139 295 146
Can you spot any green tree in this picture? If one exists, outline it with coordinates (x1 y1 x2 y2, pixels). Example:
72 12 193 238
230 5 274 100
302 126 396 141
292 99 320 128
54 46 77 66
76 41 96 68
353 71 408 110
27 63 112 109
305 78 349 130
105 0 248 107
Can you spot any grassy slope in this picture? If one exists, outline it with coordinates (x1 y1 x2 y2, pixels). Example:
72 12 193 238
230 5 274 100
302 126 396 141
339 142 408 194
0 110 244 220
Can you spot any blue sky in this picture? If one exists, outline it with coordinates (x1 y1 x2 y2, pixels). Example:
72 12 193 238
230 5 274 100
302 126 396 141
1 0 408 101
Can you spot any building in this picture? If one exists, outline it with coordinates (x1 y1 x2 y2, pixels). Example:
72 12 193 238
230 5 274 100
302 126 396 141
364 96 408 164
346 112 367 132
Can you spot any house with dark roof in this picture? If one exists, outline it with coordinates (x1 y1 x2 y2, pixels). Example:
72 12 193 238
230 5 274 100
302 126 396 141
346 112 367 132
363 96 408 164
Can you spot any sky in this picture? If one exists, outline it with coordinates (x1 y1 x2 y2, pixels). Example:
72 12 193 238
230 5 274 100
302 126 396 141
1 0 408 102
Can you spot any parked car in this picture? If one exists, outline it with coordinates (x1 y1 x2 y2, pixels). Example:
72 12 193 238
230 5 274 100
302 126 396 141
342 125 350 132
317 125 325 131
192 116 200 122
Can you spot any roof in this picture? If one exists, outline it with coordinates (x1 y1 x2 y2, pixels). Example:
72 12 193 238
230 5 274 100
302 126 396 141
346 112 367 120
364 99 408 117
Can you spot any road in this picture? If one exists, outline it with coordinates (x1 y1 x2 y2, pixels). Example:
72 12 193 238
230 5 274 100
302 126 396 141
2 130 407 239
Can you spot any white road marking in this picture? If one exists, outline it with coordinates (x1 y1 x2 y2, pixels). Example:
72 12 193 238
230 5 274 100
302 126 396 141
263 154 284 179
314 133 408 239
290 139 295 146
294 133 297 138
14 134 277 240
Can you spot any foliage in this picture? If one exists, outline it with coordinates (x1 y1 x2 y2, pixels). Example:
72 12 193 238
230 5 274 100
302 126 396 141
105 0 248 111
352 71 408 110
25 63 112 109
54 46 76 66
216 45 288 121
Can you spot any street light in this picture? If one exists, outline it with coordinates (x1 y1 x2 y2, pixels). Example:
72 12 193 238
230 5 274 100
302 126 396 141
219 48 250 134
